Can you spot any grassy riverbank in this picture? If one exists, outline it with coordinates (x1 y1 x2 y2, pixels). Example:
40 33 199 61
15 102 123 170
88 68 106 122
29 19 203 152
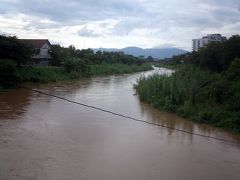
0 35 153 90
0 62 152 89
135 35 240 132
90 63 152 75
135 65 240 132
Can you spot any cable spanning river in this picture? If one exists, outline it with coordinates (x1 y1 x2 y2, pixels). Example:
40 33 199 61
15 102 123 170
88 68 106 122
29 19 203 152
0 68 240 180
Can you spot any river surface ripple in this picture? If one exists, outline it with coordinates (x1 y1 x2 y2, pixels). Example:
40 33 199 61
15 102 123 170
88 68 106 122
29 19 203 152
0 68 240 180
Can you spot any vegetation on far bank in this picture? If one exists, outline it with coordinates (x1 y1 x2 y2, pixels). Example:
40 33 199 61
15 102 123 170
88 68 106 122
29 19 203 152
135 35 240 132
0 35 152 89
0 60 152 89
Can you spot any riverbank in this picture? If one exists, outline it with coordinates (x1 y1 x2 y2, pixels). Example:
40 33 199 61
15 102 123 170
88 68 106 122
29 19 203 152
135 65 240 132
0 62 153 90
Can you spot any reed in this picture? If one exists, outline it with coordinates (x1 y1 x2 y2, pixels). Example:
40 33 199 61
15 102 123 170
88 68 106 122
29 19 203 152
90 63 152 75
1 60 152 88
135 65 240 132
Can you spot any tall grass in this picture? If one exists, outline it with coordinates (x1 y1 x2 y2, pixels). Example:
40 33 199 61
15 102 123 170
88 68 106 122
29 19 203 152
18 66 70 83
90 63 152 75
135 65 240 132
1 61 153 89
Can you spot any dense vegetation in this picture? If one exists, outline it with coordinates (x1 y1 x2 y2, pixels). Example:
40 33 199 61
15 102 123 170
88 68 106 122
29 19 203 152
0 35 34 67
0 35 152 89
135 35 240 132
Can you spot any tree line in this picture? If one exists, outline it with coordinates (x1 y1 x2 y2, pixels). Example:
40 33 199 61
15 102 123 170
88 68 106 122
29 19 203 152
0 35 151 89
166 35 240 73
0 35 146 68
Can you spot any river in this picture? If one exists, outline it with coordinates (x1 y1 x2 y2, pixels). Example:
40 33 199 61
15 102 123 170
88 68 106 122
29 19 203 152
0 68 240 180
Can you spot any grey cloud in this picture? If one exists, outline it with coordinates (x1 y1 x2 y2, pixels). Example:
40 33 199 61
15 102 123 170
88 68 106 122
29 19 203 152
111 18 143 36
25 19 61 30
204 0 240 6
211 8 240 24
0 0 239 49
157 3 240 30
78 26 101 37
0 0 143 23
0 31 14 36
154 43 176 49
1 0 239 31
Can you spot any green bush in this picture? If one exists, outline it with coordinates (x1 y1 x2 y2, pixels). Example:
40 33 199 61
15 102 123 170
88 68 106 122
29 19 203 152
18 66 68 83
226 58 240 79
176 101 197 118
0 59 20 87
135 65 240 132
62 58 89 74
90 63 152 75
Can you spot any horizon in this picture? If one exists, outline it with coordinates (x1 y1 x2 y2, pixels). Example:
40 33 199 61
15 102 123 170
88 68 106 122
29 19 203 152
0 0 239 51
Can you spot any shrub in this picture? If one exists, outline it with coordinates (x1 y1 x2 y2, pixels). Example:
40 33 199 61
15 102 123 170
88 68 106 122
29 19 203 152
0 59 20 87
226 58 240 79
62 58 89 74
135 65 240 132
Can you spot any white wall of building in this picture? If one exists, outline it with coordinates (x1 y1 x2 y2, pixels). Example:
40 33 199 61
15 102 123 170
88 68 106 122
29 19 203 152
192 34 226 52
33 43 51 59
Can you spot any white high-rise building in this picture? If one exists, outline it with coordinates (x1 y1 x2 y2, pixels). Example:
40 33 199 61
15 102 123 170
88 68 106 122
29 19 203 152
192 34 227 52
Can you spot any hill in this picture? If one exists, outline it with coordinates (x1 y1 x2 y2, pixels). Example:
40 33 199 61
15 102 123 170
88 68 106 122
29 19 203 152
94 47 188 59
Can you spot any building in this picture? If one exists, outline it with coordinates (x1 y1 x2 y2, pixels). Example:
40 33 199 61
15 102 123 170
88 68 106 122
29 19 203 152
20 39 52 66
192 34 227 52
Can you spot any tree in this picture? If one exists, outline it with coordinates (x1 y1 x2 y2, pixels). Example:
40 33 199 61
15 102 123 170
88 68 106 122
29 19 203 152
0 35 34 67
62 58 89 73
221 35 240 71
95 51 104 64
227 58 240 79
68 45 76 60
147 56 154 61
50 44 69 66
197 42 223 72
0 59 20 87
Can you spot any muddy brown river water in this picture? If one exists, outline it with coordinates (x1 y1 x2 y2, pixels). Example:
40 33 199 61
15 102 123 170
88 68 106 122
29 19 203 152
0 68 240 180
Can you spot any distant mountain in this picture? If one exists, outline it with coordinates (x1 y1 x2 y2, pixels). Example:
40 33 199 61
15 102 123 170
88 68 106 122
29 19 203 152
94 46 188 59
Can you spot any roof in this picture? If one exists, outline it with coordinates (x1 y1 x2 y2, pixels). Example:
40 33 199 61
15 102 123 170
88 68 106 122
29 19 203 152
19 39 51 48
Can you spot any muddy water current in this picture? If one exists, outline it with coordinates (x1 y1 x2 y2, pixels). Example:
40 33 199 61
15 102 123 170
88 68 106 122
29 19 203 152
0 68 240 180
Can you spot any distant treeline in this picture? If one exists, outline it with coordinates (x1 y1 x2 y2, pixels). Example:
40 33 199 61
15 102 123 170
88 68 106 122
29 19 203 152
0 35 152 89
51 45 146 66
136 35 240 132
0 35 146 67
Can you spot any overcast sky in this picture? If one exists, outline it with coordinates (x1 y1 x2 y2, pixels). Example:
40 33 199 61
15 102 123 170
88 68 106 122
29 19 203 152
0 0 239 50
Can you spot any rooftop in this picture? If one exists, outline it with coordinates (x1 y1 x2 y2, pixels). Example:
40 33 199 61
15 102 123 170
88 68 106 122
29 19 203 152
19 39 51 48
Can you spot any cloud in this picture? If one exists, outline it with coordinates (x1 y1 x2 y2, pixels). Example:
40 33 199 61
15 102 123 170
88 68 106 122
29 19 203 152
77 19 118 37
0 0 143 23
78 26 101 37
0 0 239 50
154 43 177 49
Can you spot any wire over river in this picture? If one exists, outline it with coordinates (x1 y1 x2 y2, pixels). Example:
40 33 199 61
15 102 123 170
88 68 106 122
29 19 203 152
25 85 240 145
1 79 240 145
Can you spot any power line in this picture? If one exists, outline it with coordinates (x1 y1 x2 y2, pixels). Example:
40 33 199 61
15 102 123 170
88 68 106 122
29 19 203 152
1 79 240 145
22 87 240 145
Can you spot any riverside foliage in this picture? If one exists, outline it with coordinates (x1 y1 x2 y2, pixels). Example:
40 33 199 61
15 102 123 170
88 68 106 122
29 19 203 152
135 35 240 132
0 35 152 88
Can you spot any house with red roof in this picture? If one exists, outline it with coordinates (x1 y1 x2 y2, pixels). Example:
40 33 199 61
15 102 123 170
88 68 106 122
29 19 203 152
20 39 52 66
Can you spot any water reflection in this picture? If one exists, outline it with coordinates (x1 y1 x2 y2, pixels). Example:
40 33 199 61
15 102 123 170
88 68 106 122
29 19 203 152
138 95 240 147
0 88 32 120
